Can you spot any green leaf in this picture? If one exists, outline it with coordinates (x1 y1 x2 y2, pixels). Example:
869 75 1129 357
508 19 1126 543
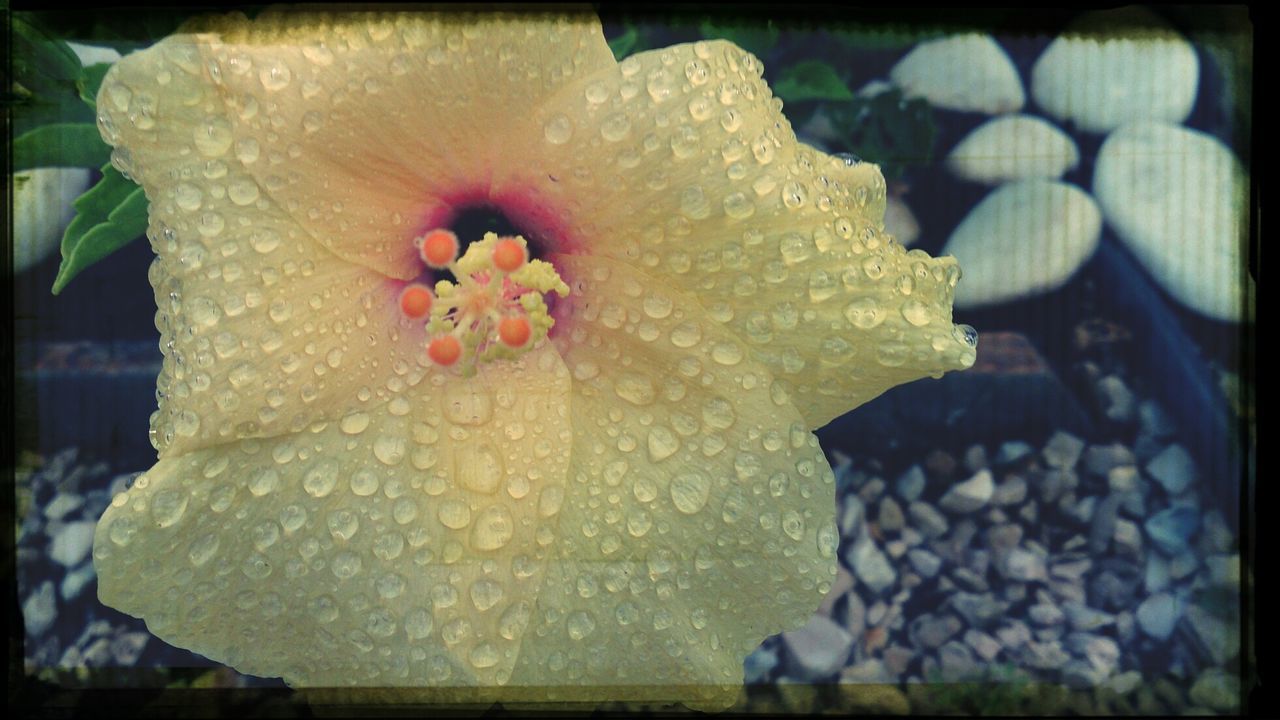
829 27 948 51
10 14 93 134
77 62 114 108
773 60 854 103
699 19 779 57
52 164 148 295
607 25 638 60
827 88 938 181
13 123 111 171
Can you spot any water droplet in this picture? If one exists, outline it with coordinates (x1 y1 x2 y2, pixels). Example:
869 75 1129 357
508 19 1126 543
259 61 292 91
954 324 978 348
327 509 359 541
567 610 597 640
702 397 735 430
249 467 280 496
600 113 631 142
647 426 679 462
438 499 471 530
646 68 675 102
499 601 530 640
469 578 504 611
471 505 514 550
330 551 361 579
302 459 339 497
669 321 702 348
710 342 743 366
723 192 754 219
252 520 280 550
405 607 434 639
188 532 219 566
543 114 573 145
373 434 406 466
901 298 931 326
194 117 233 157
150 489 188 528
243 553 272 579
842 297 883 329
613 372 656 406
781 180 807 209
279 504 306 532
670 472 711 514
779 232 813 265
585 81 610 104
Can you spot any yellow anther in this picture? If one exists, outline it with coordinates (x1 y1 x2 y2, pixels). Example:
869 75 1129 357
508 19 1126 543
418 232 568 372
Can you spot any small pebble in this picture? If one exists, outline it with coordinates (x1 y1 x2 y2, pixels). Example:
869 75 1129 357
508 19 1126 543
938 470 994 514
1042 431 1086 469
894 465 927 503
1146 444 1196 495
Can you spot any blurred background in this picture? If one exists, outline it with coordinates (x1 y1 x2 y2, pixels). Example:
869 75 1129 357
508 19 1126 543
10 6 1253 715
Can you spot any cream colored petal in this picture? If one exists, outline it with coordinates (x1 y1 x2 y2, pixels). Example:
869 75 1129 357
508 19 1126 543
506 255 839 710
94 344 572 687
175 9 614 279
495 40 976 428
96 35 449 458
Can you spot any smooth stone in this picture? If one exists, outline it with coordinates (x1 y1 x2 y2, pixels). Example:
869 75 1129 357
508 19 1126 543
964 628 1002 662
1135 592 1181 641
908 502 949 539
884 194 920 248
882 645 915 676
1188 668 1240 713
1062 658 1108 688
994 619 1032 651
877 497 906 533
907 549 942 579
951 568 988 593
1063 602 1115 633
909 613 962 650
1069 633 1120 674
951 592 1008 628
840 495 867 539
782 615 855 680
1050 557 1092 582
1146 444 1197 496
1182 604 1240 665
858 477 887 505
1170 549 1200 580
844 590 867 637
50 520 96 567
60 563 96 601
924 450 959 479
1144 553 1171 593
1089 563 1142 611
1088 494 1123 553
1020 640 1070 671
938 470 995 514
1030 8 1198 134
994 441 1035 467
745 645 779 683
111 632 150 665
889 33 1024 114
43 493 85 520
894 465 927 504
840 658 892 684
937 640 977 682
848 537 897 595
1113 519 1143 557
12 167 92 273
991 476 1027 506
1043 431 1086 469
22 580 57 637
1029 603 1066 626
68 41 122 66
1096 376 1136 424
1085 443 1137 476
1199 509 1235 554
945 180 1101 309
1107 670 1143 696
1145 505 1200 556
963 445 988 473
1001 548 1048 582
947 114 1079 185
1107 465 1141 493
1139 399 1177 438
1094 121 1249 321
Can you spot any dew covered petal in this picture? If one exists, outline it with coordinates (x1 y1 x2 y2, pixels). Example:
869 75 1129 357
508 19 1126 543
94 345 572 687
497 40 975 428
168 10 614 279
505 255 839 710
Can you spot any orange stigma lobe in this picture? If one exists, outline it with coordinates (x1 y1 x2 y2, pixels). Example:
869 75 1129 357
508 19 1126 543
427 335 463 366
492 237 527 273
399 284 434 318
497 315 532 348
419 229 459 268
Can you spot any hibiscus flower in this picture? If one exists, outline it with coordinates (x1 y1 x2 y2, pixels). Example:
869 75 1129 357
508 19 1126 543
91 8 976 709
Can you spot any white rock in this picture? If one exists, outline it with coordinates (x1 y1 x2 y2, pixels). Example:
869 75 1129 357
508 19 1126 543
889 34 1024 114
1146 444 1197 495
13 167 92 274
1093 121 1250 321
23 581 57 637
947 115 1080 185
66 42 122 67
944 180 1101 309
782 615 855 680
883 195 920 247
858 79 895 98
50 520 96 567
938 469 995 514
1031 9 1199 134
